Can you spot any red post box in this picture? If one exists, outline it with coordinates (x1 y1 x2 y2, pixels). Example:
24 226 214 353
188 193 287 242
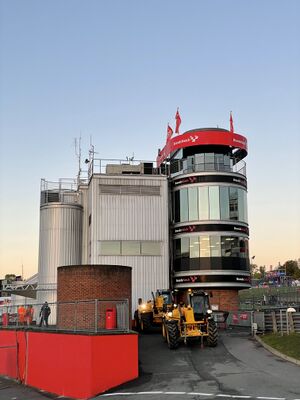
105 308 116 329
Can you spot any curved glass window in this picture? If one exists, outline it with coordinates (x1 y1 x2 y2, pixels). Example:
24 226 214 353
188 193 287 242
174 185 248 223
199 187 209 220
170 152 246 176
189 187 198 221
174 235 249 272
209 186 220 220
180 188 188 222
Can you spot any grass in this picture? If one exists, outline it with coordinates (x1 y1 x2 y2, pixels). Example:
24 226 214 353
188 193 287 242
261 333 300 360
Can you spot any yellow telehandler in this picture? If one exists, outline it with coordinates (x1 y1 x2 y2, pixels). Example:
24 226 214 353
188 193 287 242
134 289 173 332
162 289 218 349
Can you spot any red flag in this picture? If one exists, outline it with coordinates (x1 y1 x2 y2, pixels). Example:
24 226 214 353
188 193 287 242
167 124 173 141
175 108 181 134
230 111 234 133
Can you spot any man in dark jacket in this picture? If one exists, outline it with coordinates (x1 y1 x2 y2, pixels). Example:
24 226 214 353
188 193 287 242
39 301 51 327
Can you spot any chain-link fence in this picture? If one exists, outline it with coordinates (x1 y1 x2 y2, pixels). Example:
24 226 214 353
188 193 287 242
239 287 300 310
0 299 130 333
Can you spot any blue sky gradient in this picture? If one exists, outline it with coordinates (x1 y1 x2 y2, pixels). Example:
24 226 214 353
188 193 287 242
0 0 299 278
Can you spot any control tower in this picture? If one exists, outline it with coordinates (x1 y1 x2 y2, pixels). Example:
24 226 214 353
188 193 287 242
157 127 250 311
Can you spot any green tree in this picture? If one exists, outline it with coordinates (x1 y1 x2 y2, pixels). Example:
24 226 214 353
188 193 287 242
259 266 266 279
4 274 16 282
250 263 258 277
283 260 300 279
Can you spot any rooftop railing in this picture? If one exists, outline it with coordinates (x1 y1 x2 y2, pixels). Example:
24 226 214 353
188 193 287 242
88 158 166 179
40 178 82 206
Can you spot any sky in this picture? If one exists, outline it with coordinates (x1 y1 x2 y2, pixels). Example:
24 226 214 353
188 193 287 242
0 0 299 279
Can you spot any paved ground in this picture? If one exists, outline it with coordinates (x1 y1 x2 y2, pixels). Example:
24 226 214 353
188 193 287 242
0 329 299 400
95 329 300 400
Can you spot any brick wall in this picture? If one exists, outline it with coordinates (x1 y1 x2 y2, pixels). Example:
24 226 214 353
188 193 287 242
57 265 131 329
209 289 239 311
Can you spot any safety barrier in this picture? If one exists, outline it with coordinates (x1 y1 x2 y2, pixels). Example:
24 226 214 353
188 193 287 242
0 299 130 333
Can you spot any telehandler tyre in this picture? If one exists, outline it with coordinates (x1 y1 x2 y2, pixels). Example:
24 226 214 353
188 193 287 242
134 310 140 331
140 312 153 332
207 319 218 347
162 320 167 342
166 320 179 349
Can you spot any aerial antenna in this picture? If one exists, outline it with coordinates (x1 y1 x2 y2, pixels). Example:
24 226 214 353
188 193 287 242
74 135 82 185
126 153 135 162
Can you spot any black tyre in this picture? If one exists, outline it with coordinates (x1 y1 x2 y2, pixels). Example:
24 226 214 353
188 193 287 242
134 310 140 332
166 320 179 349
207 319 218 347
162 320 167 342
140 312 153 332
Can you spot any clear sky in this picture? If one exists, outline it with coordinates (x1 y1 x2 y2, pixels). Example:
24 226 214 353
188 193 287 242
0 0 299 279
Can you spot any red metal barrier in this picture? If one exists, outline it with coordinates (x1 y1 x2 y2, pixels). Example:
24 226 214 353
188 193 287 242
0 330 138 399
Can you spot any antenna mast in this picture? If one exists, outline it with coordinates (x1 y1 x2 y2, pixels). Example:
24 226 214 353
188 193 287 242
74 136 82 186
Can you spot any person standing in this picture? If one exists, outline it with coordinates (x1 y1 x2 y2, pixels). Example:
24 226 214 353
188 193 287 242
39 302 51 327
25 305 34 326
18 305 26 325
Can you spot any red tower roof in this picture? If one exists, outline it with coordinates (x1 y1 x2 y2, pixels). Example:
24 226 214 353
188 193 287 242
157 128 248 167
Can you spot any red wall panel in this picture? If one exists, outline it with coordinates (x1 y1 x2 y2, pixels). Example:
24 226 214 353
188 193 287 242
0 330 138 399
91 335 139 394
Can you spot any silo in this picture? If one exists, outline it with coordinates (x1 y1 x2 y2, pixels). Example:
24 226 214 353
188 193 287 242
37 180 83 321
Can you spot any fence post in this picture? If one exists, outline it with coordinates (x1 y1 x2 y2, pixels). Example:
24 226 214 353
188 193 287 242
74 301 77 332
280 309 283 336
126 299 129 332
95 299 98 333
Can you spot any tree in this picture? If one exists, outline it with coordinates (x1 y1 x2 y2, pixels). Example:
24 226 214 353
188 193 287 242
259 266 266 279
250 263 258 277
4 274 16 282
283 260 300 279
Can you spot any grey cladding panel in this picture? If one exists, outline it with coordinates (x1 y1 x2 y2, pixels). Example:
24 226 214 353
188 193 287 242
99 184 160 196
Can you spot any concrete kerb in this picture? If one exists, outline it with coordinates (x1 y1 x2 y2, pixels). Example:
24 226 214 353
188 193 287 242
255 334 300 366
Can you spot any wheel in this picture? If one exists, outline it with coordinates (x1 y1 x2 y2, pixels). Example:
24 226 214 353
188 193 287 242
140 312 153 332
134 310 140 332
162 320 167 342
166 320 179 349
207 319 218 347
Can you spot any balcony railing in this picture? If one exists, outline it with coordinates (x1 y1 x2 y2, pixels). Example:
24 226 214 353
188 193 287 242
170 158 246 177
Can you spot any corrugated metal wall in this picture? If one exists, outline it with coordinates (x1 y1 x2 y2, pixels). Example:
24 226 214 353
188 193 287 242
88 175 169 314
37 203 83 306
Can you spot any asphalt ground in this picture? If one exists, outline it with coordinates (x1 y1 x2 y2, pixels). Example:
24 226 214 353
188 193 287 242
0 328 299 400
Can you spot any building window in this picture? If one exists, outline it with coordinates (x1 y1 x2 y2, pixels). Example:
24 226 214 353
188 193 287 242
199 236 210 257
209 186 220 220
99 241 161 256
220 186 230 220
198 186 209 220
229 187 238 220
122 241 140 255
210 236 221 257
188 187 198 221
190 237 200 258
173 185 247 224
141 241 161 255
173 235 249 267
100 241 121 255
180 188 188 222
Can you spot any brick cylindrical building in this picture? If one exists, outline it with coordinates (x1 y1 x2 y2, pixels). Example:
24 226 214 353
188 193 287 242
57 264 131 329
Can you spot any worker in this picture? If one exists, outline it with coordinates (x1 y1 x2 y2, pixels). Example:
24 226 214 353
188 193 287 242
39 301 51 327
18 305 26 325
25 305 34 326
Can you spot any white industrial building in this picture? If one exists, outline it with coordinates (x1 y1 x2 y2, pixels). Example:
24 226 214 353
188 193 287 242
36 159 169 314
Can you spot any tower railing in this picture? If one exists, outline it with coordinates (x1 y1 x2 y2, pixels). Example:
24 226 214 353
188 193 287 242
170 158 246 177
